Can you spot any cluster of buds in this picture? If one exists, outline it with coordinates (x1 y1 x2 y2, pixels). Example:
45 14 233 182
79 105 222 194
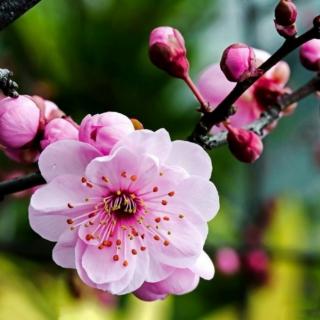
0 95 78 163
274 0 298 38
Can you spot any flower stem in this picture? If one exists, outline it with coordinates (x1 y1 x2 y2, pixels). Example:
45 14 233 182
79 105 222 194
183 74 210 112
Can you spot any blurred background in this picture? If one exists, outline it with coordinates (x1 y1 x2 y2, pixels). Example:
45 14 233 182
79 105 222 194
0 0 320 319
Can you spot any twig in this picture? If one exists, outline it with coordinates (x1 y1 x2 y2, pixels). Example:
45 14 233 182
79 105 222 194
199 75 320 149
0 0 42 30
189 16 320 145
0 171 45 199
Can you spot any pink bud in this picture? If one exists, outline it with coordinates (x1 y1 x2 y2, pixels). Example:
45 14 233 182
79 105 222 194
226 126 263 163
275 0 297 26
274 0 297 38
0 96 40 149
149 26 189 79
220 43 256 82
40 118 79 149
299 39 320 71
79 112 135 154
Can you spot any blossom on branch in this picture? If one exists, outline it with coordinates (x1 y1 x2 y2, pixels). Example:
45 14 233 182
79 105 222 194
198 49 292 134
29 127 219 299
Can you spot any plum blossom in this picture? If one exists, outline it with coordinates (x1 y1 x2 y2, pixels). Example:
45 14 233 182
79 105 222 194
29 128 219 299
198 49 291 134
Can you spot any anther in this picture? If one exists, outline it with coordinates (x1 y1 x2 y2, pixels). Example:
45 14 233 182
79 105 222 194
161 200 168 206
103 240 112 247
168 191 175 197
130 175 137 182
153 186 159 192
116 239 122 246
66 218 73 225
121 171 127 178
81 177 87 183
155 217 161 223
116 190 121 196
131 249 138 255
67 203 74 209
123 260 128 267
140 246 146 251
154 235 160 241
86 234 94 241
163 216 170 221
102 176 110 183
113 255 119 261
164 240 170 246
179 214 184 219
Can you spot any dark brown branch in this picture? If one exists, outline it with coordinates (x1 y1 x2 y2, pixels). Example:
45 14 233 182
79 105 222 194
0 171 45 199
0 0 42 30
199 75 320 149
189 16 320 145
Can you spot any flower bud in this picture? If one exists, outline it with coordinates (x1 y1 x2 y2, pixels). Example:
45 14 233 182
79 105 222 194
275 0 297 26
149 26 189 79
220 43 256 82
79 112 135 154
0 96 40 149
226 126 263 163
299 39 320 71
40 118 79 149
274 0 297 38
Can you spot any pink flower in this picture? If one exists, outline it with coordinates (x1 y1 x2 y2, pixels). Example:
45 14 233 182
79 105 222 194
40 118 79 149
299 39 320 71
29 128 219 298
0 96 40 149
79 112 135 154
220 43 256 82
149 26 189 79
198 49 291 134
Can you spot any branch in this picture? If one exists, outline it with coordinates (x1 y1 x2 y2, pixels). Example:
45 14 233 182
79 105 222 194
0 171 45 199
189 16 320 144
198 75 320 149
0 0 42 30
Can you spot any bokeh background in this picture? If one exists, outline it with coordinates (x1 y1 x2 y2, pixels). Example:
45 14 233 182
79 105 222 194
0 0 320 319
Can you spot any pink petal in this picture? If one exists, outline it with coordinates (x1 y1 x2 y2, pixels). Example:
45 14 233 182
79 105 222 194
165 140 212 179
38 140 102 182
111 129 171 163
29 206 70 242
175 176 219 221
85 147 159 192
52 230 77 268
134 269 199 301
190 251 215 280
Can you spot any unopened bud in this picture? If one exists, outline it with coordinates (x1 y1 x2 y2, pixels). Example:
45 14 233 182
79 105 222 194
0 96 40 149
220 43 256 82
40 118 79 150
274 0 297 38
149 26 189 79
299 39 320 71
226 126 263 163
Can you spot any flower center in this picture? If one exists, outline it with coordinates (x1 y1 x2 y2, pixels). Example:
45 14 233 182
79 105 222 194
103 190 140 218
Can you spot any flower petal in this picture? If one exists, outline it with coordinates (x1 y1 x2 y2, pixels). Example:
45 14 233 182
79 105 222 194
189 251 215 280
38 140 102 182
111 129 171 163
52 230 77 268
165 140 212 179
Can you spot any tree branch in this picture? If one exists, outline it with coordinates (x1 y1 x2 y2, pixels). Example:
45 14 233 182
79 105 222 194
198 75 320 149
189 16 320 145
0 0 42 30
0 171 45 199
